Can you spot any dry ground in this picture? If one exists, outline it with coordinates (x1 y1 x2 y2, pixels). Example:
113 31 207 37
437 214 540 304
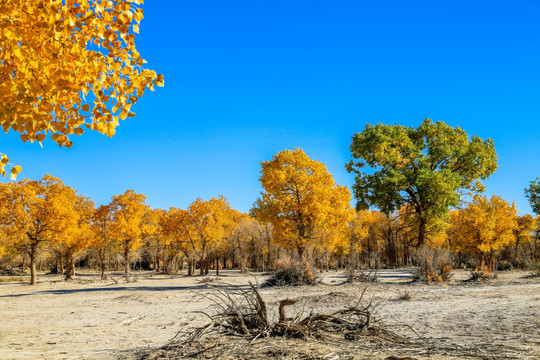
0 269 538 359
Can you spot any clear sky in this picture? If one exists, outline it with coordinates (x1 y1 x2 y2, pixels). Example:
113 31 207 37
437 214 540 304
2 0 539 214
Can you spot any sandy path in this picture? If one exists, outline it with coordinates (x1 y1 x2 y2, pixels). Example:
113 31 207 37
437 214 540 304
1 270 538 359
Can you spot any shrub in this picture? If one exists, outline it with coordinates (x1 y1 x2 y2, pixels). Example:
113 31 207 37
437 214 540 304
412 247 454 283
262 261 318 287
466 266 497 282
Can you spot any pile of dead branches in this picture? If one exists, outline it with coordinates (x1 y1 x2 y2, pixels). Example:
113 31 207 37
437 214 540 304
173 282 408 353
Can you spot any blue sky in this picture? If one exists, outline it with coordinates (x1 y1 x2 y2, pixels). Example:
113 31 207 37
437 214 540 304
2 0 539 214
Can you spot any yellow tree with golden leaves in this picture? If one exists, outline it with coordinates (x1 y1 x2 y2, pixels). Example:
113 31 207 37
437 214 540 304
0 0 163 176
57 194 95 280
110 190 146 281
160 207 196 274
512 214 535 261
449 195 518 272
0 175 78 284
345 210 388 268
252 149 353 260
184 196 233 275
90 204 115 280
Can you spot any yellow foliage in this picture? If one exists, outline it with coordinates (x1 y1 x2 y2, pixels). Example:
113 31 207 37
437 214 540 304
449 195 518 271
346 210 387 254
0 0 163 172
253 149 353 259
110 190 147 250
109 189 146 280
162 196 234 266
0 175 79 283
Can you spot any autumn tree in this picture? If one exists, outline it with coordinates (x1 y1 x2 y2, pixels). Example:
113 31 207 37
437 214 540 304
160 207 195 274
55 194 95 280
448 195 517 272
347 119 497 248
228 215 275 272
110 190 146 281
0 0 163 175
345 210 388 268
512 214 536 264
159 197 233 275
525 178 540 215
0 175 78 284
252 149 353 260
185 196 233 275
90 204 115 280
141 208 178 273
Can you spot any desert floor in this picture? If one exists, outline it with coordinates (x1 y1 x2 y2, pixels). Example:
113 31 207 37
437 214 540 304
0 269 538 360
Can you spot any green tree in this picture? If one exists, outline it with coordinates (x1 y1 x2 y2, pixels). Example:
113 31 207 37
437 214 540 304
347 119 497 248
525 178 540 215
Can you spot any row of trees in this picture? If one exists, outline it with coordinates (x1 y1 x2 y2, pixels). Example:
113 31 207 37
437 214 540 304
1 146 538 285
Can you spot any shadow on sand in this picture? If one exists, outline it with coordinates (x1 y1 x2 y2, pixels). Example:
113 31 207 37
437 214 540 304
0 281 249 298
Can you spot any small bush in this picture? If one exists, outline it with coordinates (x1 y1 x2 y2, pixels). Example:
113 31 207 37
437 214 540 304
465 266 497 282
397 291 412 301
262 261 318 287
412 247 454 283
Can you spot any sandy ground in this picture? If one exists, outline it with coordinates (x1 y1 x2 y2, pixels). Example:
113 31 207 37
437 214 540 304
0 269 538 360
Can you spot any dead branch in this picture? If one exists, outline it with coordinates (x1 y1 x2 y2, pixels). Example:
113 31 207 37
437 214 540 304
278 299 297 322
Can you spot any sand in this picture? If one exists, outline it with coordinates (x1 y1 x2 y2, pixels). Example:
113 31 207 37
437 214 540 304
0 269 538 359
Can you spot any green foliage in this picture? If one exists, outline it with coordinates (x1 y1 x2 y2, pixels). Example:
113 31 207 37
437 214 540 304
347 118 497 247
525 178 540 215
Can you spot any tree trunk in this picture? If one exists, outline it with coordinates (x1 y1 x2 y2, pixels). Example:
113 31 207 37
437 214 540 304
29 242 38 285
417 217 427 248
100 250 106 280
297 245 305 261
124 241 130 282
65 254 74 280
57 254 64 275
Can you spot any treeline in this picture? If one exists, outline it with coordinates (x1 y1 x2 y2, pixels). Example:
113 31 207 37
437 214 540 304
1 120 539 285
0 162 538 286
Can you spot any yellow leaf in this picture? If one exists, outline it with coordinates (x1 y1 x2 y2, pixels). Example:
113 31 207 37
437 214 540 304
10 165 21 180
154 74 164 87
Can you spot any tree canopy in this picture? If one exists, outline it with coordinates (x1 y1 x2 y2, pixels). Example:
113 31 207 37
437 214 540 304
347 118 497 247
253 148 353 259
0 175 79 284
0 0 163 178
448 195 517 272
525 178 540 215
